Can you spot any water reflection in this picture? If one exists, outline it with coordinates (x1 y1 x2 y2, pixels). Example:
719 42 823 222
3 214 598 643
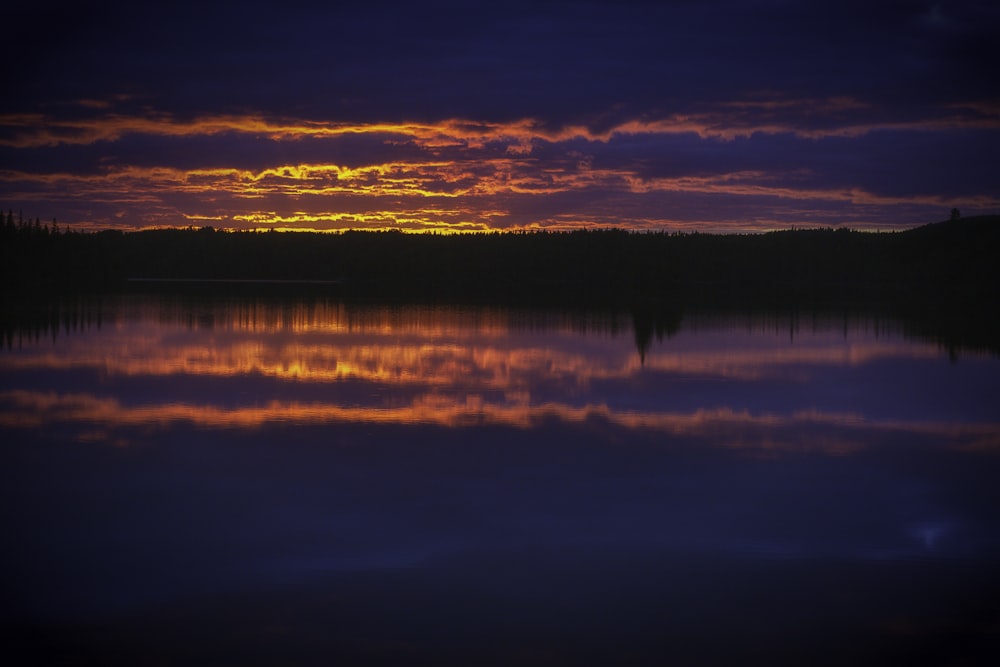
2 296 997 449
2 296 999 665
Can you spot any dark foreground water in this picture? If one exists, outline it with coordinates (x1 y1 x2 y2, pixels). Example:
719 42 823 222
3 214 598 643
2 296 999 665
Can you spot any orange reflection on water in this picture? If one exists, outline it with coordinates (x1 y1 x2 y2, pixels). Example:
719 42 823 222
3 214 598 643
1 334 946 398
3 389 998 455
1 308 946 388
2 301 998 455
2 339 603 387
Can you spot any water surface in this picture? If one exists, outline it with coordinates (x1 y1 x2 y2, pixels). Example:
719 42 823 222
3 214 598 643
2 296 999 665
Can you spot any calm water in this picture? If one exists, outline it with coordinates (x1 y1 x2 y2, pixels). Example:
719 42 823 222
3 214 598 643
2 295 999 665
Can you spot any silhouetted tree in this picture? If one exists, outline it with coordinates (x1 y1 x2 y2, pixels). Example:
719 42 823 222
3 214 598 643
951 208 961 221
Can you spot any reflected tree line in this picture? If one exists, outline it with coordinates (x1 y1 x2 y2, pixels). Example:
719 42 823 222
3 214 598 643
0 293 611 347
2 212 998 356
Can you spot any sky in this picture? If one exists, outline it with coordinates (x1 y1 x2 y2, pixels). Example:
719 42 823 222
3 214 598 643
2 0 998 233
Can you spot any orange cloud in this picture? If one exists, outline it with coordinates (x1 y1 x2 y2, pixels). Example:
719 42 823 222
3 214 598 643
5 160 993 221
4 99 997 233
4 97 998 149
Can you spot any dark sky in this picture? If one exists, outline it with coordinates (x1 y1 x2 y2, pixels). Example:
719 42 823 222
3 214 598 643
2 0 998 232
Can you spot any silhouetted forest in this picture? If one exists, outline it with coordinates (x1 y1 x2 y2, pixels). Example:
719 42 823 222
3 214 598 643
3 211 999 354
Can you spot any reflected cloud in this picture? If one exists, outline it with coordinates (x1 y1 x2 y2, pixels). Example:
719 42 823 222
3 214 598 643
2 300 998 454
0 301 949 390
2 389 998 456
0 334 945 386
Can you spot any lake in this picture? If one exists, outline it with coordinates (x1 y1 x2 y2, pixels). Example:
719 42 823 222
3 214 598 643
2 294 999 665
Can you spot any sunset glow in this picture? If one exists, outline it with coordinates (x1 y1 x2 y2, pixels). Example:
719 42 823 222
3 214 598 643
5 113 997 233
3 0 997 233
3 107 997 233
3 300 995 453
4 289 999 663
4 4 999 660
5 388 998 457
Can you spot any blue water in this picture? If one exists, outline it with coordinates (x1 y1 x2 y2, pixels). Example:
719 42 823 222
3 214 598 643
2 297 998 665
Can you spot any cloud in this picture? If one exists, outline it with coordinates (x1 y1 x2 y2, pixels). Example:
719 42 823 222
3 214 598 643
2 1 998 232
4 100 999 149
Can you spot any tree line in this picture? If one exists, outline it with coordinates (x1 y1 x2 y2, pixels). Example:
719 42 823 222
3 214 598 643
2 213 998 354
2 210 63 238
2 212 998 308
